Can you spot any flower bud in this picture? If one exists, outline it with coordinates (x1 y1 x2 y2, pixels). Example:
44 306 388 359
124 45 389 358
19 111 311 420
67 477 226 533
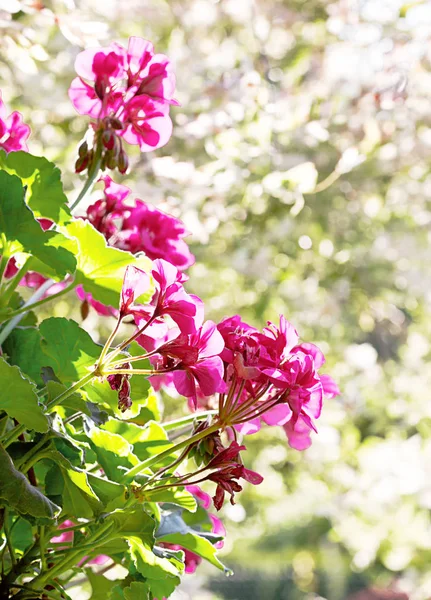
75 154 89 173
102 130 115 150
118 150 129 174
110 117 124 130
78 140 88 158
80 299 90 321
95 79 106 100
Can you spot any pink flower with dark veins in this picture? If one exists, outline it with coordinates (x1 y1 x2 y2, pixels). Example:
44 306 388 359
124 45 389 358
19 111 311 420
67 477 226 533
0 92 30 153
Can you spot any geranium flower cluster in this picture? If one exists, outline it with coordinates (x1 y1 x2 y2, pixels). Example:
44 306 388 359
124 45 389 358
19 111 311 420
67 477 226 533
104 263 339 510
86 175 194 270
69 37 177 174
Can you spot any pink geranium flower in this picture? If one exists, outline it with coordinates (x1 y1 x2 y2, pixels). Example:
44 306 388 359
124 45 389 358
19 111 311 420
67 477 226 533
0 92 30 153
69 37 177 174
151 259 203 334
85 176 195 271
154 321 225 406
214 314 340 450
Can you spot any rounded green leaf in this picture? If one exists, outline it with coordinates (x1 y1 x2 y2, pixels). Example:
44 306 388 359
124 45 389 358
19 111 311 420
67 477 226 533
0 357 48 432
0 444 60 522
0 150 71 225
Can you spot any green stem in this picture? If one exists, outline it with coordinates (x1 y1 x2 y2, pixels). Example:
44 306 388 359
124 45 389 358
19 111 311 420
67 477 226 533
39 526 47 572
97 317 123 366
3 282 75 321
104 313 157 364
2 370 97 450
0 278 54 346
103 368 155 376
29 521 114 590
15 433 51 471
122 421 221 482
3 509 16 567
46 370 97 412
0 246 9 286
70 157 102 213
1 424 26 449
162 410 217 432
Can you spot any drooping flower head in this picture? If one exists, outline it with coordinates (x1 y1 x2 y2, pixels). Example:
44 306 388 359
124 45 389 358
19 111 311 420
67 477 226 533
69 37 177 174
0 92 30 153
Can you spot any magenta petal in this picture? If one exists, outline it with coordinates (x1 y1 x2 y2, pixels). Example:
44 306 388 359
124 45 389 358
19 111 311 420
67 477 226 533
242 468 264 485
292 342 326 369
283 416 313 451
320 374 340 398
121 265 150 314
261 403 293 426
198 320 225 358
190 356 225 396
127 37 154 75
173 369 196 399
234 418 261 436
186 484 211 509
68 77 102 117
100 175 131 203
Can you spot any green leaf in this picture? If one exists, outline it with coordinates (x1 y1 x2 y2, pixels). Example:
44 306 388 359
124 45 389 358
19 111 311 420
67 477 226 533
85 373 152 420
0 444 60 522
87 473 126 511
108 506 155 542
123 582 148 600
64 219 153 307
39 317 101 383
0 150 71 225
127 536 181 599
2 327 46 386
87 569 116 600
127 388 161 426
0 357 48 432
158 531 227 572
0 171 76 279
146 487 197 513
28 231 78 282
45 462 100 519
9 516 34 554
85 424 139 483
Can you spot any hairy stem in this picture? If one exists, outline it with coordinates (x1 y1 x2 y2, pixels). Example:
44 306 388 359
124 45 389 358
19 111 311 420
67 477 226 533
70 157 102 213
0 278 54 345
122 421 221 482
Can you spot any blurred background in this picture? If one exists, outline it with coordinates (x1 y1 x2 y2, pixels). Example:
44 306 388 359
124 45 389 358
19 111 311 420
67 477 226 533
1 0 431 598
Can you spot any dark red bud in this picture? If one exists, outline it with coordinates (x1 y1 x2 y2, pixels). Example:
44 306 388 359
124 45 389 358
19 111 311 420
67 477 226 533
78 140 88 158
102 130 115 150
118 151 129 174
95 79 106 100
75 154 89 173
80 300 90 321
110 117 124 130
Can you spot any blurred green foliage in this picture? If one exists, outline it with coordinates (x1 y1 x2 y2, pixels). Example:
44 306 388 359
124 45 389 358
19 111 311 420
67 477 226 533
1 0 431 598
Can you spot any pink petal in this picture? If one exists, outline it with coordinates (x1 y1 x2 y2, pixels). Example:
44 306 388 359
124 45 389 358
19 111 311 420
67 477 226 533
320 374 340 398
261 403 293 426
234 418 261 436
68 77 102 118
